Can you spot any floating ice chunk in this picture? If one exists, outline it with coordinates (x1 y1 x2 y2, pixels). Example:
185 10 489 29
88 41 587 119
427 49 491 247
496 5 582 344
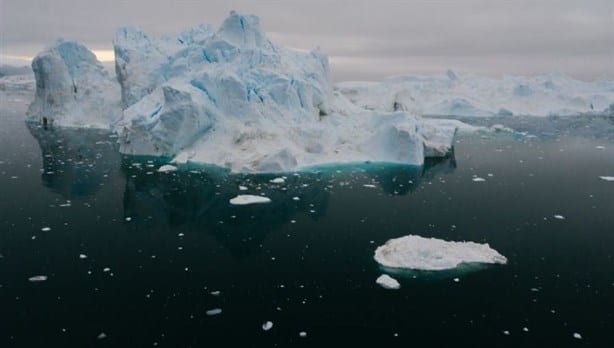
573 333 582 339
97 332 107 339
41 226 51 232
596 146 605 150
270 177 285 184
363 184 377 188
229 195 271 205
374 235 507 271
239 185 248 191
79 254 87 259
599 176 614 181
376 274 400 290
299 331 307 338
206 308 222 316
472 177 486 182
28 275 48 282
553 215 565 220
157 164 177 173
262 321 274 331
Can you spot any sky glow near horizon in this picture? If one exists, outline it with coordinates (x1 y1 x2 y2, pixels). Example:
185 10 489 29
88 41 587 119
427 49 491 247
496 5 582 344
1 0 612 81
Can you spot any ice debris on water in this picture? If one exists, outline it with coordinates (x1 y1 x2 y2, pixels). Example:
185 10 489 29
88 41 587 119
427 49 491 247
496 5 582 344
270 177 285 184
41 226 51 232
157 164 177 173
28 275 48 282
229 195 271 205
553 215 565 220
598 176 614 182
262 321 273 331
374 234 507 271
376 274 400 290
206 308 222 316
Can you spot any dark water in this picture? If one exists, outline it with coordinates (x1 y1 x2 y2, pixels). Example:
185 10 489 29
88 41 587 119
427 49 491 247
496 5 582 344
1 103 614 347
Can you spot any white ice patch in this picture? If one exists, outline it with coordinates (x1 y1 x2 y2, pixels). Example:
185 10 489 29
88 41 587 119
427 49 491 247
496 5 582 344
598 176 614 181
206 308 222 316
553 215 565 220
472 177 486 182
270 177 285 184
374 234 507 271
376 274 401 290
157 164 177 173
262 321 274 331
28 275 48 282
229 195 271 205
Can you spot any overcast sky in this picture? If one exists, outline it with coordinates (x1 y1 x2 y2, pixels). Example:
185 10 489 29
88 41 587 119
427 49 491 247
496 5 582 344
1 0 613 81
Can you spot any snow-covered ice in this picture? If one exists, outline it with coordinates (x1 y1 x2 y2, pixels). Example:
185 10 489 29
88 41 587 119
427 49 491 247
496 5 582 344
598 176 614 182
376 274 401 289
229 194 271 205
374 235 507 271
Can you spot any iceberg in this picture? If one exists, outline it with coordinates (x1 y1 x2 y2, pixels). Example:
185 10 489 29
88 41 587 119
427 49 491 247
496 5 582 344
337 71 614 117
374 235 507 271
229 194 271 205
27 40 121 129
25 12 473 172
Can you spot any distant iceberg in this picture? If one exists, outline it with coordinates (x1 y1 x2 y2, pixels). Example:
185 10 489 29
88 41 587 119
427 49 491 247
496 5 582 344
337 71 614 117
374 234 507 271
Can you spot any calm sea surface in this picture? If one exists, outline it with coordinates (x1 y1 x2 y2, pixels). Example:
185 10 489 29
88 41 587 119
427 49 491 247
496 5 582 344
1 101 613 347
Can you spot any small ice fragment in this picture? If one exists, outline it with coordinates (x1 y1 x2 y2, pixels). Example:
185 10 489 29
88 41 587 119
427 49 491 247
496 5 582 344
472 177 486 182
503 330 510 335
292 196 300 201
206 308 222 316
553 215 565 220
595 146 605 150
28 275 48 282
523 327 529 332
376 274 400 290
97 332 107 339
363 184 376 188
157 164 177 173
210 291 220 296
239 185 248 191
79 254 87 259
270 177 285 184
41 227 51 232
453 278 460 283
598 176 614 182
299 331 307 338
125 217 132 222
573 333 582 340
229 195 271 205
262 321 273 331
103 267 111 272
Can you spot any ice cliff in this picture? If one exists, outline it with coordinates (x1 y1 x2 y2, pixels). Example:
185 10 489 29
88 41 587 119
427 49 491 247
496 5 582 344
27 40 121 129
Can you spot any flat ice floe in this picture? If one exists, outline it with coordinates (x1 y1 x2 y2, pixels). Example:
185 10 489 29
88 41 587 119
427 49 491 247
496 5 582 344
229 194 272 205
374 235 507 271
598 176 614 181
157 164 177 173
28 275 48 282
376 274 401 289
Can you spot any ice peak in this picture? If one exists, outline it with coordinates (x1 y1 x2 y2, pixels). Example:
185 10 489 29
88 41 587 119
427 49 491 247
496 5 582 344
217 11 269 49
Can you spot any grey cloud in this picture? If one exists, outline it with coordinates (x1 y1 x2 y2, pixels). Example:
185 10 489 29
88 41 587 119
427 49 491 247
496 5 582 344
1 0 612 80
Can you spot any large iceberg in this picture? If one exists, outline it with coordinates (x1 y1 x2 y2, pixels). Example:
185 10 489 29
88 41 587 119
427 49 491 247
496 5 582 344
27 40 121 129
24 12 480 172
374 234 507 271
111 11 455 172
337 71 614 117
